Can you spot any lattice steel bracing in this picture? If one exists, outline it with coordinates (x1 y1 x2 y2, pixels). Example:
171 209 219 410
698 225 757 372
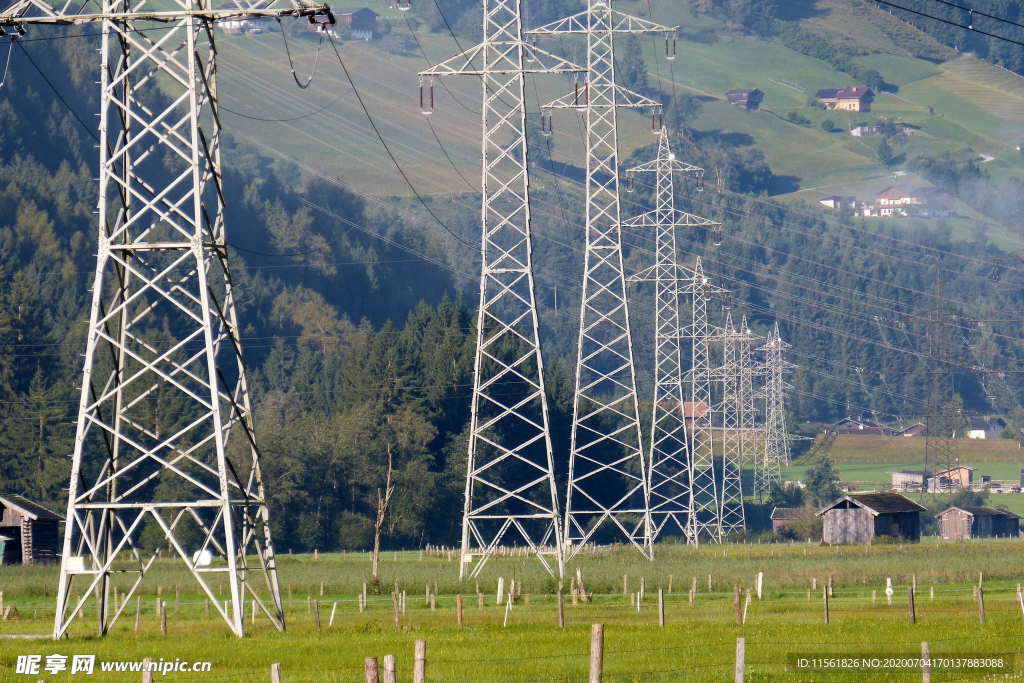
1 0 327 639
624 129 717 543
737 316 763 501
757 323 793 496
419 1 583 579
678 258 726 542
713 312 755 535
528 0 676 560
924 268 960 490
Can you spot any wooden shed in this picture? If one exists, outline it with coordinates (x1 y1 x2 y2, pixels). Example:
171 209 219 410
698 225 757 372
0 494 63 565
770 507 799 534
817 492 926 544
936 506 1020 540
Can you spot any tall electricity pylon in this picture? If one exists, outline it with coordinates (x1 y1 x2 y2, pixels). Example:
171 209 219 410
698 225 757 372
0 0 328 638
624 129 717 543
737 316 763 501
924 264 960 489
679 258 726 542
419 0 583 579
758 322 793 496
528 0 676 560
714 312 754 535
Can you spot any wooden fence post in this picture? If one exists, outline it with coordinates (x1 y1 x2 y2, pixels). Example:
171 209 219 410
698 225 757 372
589 624 604 683
391 592 401 631
756 572 763 600
314 600 321 631
735 637 745 683
382 654 396 683
159 600 167 636
413 640 426 683
364 657 379 683
142 658 154 683
270 662 282 683
823 587 830 624
329 601 337 627
658 589 665 627
456 594 463 628
134 596 141 632
557 590 565 628
921 642 931 683
908 586 916 624
978 587 986 624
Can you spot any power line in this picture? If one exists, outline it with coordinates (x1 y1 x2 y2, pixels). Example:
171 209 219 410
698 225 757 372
875 0 1024 48
324 34 474 248
13 39 97 141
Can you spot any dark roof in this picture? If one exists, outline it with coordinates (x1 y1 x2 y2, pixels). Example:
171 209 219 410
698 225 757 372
894 470 928 476
937 506 1021 519
0 494 63 521
837 87 872 99
770 507 799 520
818 492 927 516
816 88 840 99
335 7 377 14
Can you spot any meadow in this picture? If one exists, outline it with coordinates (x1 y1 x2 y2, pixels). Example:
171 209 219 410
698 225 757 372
2 541 1023 681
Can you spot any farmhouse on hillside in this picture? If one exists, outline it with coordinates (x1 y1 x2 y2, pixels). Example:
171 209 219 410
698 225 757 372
725 88 764 110
817 492 926 544
0 494 63 565
815 87 873 112
966 416 1006 439
937 506 1020 539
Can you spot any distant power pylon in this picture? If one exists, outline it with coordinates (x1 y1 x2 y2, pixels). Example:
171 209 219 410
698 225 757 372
420 0 583 579
715 312 755 535
924 264 960 489
757 322 793 497
679 258 726 542
0 0 330 638
625 129 717 543
737 316 762 502
528 0 677 560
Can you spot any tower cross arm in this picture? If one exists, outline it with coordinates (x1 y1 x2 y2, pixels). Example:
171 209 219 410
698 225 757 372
418 41 584 77
541 83 658 110
526 8 677 35
622 209 719 229
628 157 703 175
1 0 326 25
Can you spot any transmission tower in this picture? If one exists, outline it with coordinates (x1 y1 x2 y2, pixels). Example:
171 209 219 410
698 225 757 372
528 0 676 559
757 322 793 497
714 312 755 535
0 0 329 638
924 264 961 490
624 128 718 543
737 316 762 502
419 0 583 579
679 258 726 542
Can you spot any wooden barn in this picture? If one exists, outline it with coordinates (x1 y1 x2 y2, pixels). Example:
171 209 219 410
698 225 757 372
817 492 926 544
936 506 1020 540
0 494 63 565
770 507 799 534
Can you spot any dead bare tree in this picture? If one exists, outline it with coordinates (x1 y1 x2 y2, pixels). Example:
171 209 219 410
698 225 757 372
371 442 395 582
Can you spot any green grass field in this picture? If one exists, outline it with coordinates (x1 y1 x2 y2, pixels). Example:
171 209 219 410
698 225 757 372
1 542 1024 681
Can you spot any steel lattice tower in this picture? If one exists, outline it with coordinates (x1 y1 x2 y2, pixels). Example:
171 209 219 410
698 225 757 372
0 0 328 638
678 258 725 542
757 322 793 496
714 312 754 535
924 266 960 490
624 129 717 543
419 1 583 579
737 316 763 501
528 0 676 559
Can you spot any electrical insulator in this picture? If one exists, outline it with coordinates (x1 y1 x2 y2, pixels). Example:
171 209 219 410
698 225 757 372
541 112 553 137
15 24 24 36
575 78 588 112
396 0 412 11
325 10 337 25
419 78 434 116
696 171 704 192
665 36 677 61
624 173 635 193
713 226 723 246
651 111 663 134
526 36 538 63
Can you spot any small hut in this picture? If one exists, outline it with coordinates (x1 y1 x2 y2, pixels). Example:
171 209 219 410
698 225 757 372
936 506 1020 540
0 494 63 565
817 492 926 544
770 507 799 534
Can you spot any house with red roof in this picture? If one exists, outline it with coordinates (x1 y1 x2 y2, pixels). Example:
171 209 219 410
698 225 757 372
815 87 874 112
